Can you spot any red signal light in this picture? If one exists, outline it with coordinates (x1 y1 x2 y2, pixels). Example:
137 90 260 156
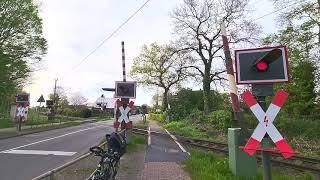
256 61 268 71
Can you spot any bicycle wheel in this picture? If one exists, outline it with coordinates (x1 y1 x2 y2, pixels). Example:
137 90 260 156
99 158 113 180
111 158 120 179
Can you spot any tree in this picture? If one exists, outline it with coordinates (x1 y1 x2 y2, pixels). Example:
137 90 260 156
272 0 319 47
48 86 69 110
0 0 47 96
263 27 317 115
171 0 260 114
69 93 88 106
271 0 320 88
130 43 188 110
0 0 47 118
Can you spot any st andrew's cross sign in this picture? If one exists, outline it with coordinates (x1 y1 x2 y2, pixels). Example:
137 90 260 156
240 90 296 158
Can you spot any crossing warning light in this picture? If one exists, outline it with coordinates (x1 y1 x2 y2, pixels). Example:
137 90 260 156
253 49 282 72
115 81 136 99
235 46 289 84
16 94 30 102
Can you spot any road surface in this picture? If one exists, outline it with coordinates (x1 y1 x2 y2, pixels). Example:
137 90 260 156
0 115 141 180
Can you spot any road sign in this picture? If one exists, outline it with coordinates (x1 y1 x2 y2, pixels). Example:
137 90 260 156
114 99 134 129
15 102 28 121
115 81 136 99
240 90 295 158
16 93 30 102
235 46 289 84
46 100 54 107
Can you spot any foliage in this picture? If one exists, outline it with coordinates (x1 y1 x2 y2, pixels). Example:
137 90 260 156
148 113 166 123
59 105 92 118
170 88 231 120
272 0 319 48
131 43 188 110
163 121 208 139
207 110 232 130
81 108 92 118
183 149 314 180
275 113 320 140
48 86 69 110
69 92 88 106
171 0 260 114
264 0 320 114
263 27 317 115
0 0 47 98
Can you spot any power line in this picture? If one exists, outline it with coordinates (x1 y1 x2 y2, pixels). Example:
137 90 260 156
252 0 304 21
71 0 152 71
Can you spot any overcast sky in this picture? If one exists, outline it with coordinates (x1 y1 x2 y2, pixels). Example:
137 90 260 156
25 0 281 106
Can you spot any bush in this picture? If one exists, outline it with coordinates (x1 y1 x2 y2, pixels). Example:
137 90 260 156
81 109 92 118
207 110 232 130
148 113 165 123
275 113 319 140
187 109 206 123
163 121 208 139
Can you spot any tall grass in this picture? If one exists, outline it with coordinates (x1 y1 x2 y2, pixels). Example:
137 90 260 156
183 149 314 180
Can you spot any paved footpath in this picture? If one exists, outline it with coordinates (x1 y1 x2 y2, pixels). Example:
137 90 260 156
141 121 191 180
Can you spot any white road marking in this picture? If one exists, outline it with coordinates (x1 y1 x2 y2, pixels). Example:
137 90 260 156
0 125 109 153
2 150 76 156
164 129 190 156
148 126 151 146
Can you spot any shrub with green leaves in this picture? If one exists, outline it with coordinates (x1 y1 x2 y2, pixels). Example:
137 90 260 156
207 110 232 130
148 113 165 123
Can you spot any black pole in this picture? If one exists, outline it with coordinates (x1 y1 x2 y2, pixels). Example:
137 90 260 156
256 96 272 180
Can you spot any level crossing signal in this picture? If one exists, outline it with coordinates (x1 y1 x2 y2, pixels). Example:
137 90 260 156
235 46 289 84
16 93 29 102
115 81 136 99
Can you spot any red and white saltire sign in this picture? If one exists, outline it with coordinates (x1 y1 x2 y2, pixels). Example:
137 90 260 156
241 90 295 158
114 99 134 129
15 102 29 121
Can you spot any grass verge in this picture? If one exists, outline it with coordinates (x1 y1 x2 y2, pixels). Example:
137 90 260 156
127 134 145 153
134 119 149 129
183 149 314 180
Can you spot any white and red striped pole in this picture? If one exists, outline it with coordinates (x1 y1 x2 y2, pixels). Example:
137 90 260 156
221 21 244 129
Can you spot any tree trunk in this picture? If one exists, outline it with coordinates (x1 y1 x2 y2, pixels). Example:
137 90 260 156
162 88 169 111
318 0 320 46
202 67 211 115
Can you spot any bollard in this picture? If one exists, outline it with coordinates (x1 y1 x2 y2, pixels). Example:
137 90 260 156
228 128 257 177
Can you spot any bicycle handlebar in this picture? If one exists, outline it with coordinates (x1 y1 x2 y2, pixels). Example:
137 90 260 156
90 146 120 160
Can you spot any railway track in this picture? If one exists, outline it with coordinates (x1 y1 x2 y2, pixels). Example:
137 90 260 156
132 128 320 173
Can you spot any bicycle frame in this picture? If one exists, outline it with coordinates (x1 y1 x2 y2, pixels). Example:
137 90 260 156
89 148 120 180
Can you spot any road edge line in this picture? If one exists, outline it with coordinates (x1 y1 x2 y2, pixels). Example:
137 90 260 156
164 129 190 156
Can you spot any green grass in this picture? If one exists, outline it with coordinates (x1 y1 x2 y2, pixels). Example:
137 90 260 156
96 115 113 121
163 121 209 139
0 118 14 128
183 149 314 180
126 134 145 152
134 120 149 129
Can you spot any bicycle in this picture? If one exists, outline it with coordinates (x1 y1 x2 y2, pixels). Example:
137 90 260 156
89 146 120 180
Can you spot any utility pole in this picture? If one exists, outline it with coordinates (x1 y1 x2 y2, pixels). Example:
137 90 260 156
53 78 58 105
51 78 58 121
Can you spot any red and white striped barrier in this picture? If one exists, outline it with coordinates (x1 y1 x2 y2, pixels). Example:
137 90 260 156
241 90 295 158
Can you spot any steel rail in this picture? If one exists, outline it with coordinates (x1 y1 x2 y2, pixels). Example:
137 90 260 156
132 128 320 173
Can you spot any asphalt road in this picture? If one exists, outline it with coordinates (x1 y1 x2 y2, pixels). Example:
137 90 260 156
0 115 141 180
